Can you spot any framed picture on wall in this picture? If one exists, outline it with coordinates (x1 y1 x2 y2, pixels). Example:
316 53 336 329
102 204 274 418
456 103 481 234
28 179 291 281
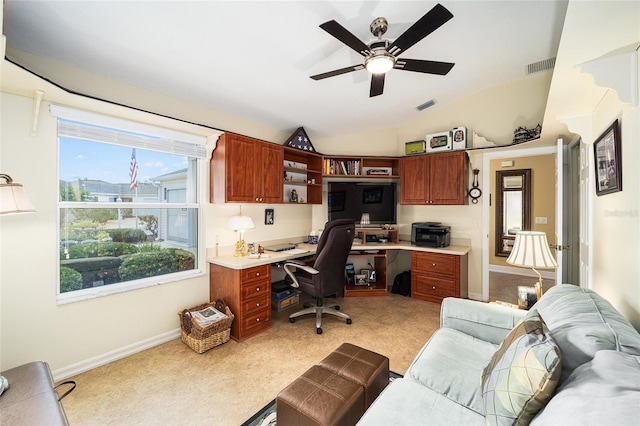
264 208 274 225
593 119 622 196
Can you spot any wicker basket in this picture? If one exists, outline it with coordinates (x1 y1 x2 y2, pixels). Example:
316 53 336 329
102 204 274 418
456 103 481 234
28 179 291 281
178 303 234 353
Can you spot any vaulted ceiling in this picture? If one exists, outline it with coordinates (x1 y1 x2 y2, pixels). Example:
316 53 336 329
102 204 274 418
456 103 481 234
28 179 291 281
2 1 569 140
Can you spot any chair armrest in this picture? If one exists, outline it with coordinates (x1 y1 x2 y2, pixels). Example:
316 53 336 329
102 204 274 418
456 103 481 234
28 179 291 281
283 261 318 289
440 298 527 345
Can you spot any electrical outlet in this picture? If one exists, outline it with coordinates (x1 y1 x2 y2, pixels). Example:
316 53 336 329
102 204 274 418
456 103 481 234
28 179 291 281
535 217 548 224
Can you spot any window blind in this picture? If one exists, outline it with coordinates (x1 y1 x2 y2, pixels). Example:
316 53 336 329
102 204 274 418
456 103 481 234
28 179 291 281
50 104 207 158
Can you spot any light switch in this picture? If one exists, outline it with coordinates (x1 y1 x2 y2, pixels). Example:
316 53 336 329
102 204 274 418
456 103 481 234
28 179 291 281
535 217 548 224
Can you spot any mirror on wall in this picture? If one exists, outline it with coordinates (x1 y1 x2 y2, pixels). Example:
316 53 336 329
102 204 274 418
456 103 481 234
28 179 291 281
495 169 531 257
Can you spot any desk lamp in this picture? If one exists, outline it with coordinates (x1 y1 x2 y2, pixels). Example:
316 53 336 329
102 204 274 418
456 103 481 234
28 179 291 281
506 231 557 300
0 174 36 215
226 207 255 257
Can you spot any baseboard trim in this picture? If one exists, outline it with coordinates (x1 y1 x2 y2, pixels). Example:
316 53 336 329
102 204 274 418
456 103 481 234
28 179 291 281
51 328 181 381
489 264 555 280
468 292 484 301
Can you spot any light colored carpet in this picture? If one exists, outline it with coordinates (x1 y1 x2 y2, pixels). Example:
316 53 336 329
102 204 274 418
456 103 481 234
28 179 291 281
60 274 542 425
61 293 441 425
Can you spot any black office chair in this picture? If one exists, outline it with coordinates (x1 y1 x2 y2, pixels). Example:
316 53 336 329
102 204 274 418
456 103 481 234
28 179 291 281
283 219 355 334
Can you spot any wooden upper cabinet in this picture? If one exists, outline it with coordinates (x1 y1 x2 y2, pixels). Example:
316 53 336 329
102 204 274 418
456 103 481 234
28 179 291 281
210 132 283 203
400 151 468 205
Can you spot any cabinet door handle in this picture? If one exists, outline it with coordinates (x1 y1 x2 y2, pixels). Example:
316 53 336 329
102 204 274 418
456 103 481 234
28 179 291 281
432 263 437 267
255 272 261 277
256 302 261 307
432 286 436 290
255 197 260 202
256 318 261 322
256 287 260 292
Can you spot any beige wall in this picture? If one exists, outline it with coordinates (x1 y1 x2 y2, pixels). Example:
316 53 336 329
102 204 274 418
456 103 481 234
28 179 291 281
489 154 556 267
551 0 639 329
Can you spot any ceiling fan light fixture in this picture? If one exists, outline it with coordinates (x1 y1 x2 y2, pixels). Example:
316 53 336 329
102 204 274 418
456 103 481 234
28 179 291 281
365 52 395 74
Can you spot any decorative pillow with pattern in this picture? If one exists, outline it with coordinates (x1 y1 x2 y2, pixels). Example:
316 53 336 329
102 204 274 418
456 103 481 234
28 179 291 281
480 311 561 426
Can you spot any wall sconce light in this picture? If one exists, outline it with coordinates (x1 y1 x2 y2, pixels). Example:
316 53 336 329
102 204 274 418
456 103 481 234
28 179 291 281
507 231 557 300
226 206 255 257
0 174 36 215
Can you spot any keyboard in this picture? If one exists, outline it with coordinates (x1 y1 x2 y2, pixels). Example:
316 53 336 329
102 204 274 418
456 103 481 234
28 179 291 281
281 248 309 255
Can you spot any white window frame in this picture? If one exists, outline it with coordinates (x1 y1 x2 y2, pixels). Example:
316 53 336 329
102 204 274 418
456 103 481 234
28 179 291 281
52 105 208 305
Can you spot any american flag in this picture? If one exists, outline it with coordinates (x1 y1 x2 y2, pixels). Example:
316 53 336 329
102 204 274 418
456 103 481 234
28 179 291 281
129 148 138 191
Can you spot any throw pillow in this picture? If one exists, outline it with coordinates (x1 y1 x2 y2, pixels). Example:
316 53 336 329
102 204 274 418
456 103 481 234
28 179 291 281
0 375 8 396
481 311 561 426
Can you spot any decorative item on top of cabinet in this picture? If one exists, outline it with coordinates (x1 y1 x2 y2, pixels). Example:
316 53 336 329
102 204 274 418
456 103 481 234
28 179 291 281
282 127 319 153
399 151 468 205
210 132 283 204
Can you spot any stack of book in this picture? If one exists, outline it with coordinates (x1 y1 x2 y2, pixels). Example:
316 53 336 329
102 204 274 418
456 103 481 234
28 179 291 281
190 306 228 327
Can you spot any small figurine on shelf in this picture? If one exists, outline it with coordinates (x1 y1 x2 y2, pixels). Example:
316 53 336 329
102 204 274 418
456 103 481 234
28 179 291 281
290 189 298 203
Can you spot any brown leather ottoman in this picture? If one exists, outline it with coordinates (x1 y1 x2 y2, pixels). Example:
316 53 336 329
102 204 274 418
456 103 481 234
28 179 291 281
277 365 365 426
317 343 389 409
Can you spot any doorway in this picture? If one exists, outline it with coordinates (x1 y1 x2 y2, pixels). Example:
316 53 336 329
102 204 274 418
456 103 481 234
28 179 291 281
481 146 557 301
563 137 581 284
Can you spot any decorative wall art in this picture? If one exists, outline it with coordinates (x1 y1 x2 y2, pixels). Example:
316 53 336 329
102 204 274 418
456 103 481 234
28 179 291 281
265 209 274 225
593 119 622 196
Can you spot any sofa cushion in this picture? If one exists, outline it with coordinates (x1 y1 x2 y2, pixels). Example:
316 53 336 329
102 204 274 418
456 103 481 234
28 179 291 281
532 350 640 425
407 327 498 414
481 312 561 426
356 378 485 426
533 284 640 382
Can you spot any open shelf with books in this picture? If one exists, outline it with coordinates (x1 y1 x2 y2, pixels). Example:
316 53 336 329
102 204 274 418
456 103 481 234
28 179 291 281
323 156 399 178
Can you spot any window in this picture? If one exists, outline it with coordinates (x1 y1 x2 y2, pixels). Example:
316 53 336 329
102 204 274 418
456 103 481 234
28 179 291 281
52 105 207 303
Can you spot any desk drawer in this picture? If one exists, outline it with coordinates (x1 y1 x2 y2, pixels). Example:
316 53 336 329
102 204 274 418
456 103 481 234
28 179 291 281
412 273 457 303
412 252 457 278
241 265 270 283
242 292 270 315
241 279 270 300
242 309 271 336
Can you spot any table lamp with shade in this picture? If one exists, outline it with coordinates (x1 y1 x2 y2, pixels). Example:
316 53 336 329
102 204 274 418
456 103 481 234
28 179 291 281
0 174 36 215
226 207 255 257
506 231 557 301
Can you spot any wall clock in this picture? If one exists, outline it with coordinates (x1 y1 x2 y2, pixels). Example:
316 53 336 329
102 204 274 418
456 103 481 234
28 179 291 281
469 168 482 204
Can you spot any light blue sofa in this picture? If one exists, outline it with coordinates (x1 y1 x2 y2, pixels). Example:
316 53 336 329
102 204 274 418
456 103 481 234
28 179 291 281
358 284 640 425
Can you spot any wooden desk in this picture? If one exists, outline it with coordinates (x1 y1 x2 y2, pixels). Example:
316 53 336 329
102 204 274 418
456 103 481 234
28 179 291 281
207 242 470 341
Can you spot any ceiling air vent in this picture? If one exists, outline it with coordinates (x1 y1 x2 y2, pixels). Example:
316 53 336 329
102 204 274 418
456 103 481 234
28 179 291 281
416 99 436 111
527 58 556 75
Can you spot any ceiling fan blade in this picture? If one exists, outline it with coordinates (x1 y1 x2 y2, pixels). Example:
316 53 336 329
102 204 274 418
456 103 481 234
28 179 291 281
320 20 371 56
395 58 455 75
370 73 385 97
387 3 453 56
310 64 364 80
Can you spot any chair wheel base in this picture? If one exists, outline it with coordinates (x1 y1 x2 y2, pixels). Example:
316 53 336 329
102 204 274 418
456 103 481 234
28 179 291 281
316 327 323 334
334 305 340 311
346 318 352 325
289 318 296 323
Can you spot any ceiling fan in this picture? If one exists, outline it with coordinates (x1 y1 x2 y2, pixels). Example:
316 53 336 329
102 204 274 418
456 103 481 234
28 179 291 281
310 3 455 97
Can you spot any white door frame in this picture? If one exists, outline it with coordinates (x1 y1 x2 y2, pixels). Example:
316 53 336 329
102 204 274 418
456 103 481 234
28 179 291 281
481 145 558 301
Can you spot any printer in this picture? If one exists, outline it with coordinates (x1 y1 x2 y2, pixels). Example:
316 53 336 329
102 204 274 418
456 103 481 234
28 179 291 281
411 222 451 248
